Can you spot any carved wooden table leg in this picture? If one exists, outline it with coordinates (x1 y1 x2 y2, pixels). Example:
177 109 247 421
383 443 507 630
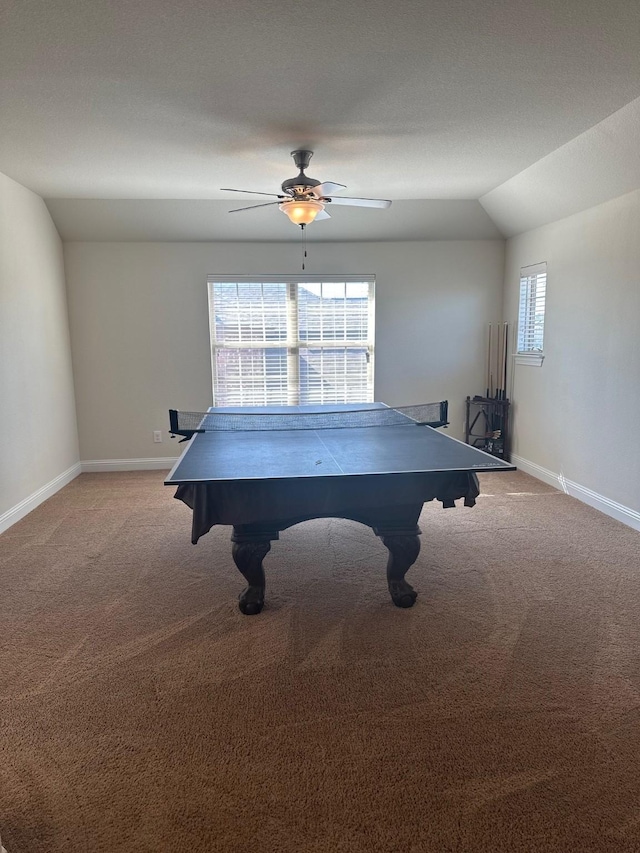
231 527 278 615
377 527 422 608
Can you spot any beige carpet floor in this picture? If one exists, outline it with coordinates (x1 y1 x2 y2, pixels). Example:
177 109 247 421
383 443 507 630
1 470 640 852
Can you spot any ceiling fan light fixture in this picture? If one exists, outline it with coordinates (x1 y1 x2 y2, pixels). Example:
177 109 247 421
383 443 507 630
279 198 324 226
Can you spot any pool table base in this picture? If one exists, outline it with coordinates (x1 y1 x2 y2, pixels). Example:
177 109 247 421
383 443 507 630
230 506 423 615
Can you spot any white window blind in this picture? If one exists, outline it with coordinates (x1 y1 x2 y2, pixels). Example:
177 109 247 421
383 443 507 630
517 262 547 355
208 276 375 406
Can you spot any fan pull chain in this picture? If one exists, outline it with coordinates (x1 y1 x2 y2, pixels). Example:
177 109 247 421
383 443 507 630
301 223 307 270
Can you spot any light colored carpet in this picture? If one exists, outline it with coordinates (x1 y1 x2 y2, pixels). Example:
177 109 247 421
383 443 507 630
1 470 640 852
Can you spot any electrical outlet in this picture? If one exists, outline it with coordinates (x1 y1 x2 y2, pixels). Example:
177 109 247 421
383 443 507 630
153 430 162 443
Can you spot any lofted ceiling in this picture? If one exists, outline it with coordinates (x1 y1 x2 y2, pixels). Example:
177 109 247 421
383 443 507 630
1 0 639 241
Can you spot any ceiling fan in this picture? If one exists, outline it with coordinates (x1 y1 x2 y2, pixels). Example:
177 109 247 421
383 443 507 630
221 149 392 228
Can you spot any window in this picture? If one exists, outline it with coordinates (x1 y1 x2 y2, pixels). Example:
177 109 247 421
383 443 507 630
516 262 547 365
208 276 375 406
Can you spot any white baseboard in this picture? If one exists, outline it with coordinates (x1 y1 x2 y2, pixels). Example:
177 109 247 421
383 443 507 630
0 462 82 535
511 453 640 533
509 455 561 490
81 457 177 473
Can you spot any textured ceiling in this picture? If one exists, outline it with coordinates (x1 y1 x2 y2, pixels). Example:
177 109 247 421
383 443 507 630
1 0 639 240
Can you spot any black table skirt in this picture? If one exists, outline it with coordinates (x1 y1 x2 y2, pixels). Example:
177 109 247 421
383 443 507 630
174 471 480 543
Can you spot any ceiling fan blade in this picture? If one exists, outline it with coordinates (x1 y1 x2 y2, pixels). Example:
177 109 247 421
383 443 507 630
324 196 392 209
314 209 331 220
228 201 282 213
221 188 284 198
315 181 347 196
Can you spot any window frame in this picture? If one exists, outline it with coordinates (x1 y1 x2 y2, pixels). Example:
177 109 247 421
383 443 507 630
207 275 376 406
516 262 547 366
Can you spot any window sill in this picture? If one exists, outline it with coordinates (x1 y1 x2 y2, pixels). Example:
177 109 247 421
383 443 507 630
515 353 544 366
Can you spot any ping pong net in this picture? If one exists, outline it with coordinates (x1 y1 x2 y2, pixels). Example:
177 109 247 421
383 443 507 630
169 401 448 439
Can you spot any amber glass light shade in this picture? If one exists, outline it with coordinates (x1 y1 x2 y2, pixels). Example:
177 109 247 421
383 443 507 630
279 199 324 225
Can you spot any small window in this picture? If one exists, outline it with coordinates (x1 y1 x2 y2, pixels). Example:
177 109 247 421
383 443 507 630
516 262 547 365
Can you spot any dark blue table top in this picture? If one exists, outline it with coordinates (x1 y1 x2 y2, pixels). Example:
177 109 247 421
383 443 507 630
165 404 515 485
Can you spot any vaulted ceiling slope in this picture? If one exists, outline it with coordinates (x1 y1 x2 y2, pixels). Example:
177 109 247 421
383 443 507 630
1 0 639 241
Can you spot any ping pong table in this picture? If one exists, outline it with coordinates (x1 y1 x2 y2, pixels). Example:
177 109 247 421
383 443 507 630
165 403 515 615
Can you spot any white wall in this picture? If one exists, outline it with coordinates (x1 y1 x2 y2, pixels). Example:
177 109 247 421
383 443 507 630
0 172 80 528
504 187 640 517
63 240 504 462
